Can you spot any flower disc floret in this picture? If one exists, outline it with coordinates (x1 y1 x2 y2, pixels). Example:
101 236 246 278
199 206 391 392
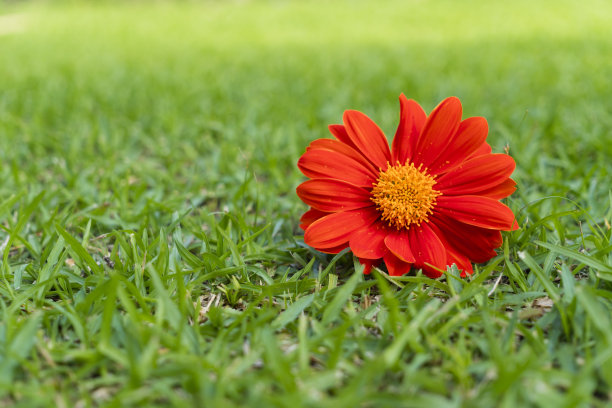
371 162 441 230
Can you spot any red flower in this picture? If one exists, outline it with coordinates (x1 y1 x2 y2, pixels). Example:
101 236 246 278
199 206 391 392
296 95 518 278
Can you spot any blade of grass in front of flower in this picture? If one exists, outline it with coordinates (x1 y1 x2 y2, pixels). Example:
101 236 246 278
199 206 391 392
321 270 361 326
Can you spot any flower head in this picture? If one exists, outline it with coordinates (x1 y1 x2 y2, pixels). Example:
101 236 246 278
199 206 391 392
296 95 518 278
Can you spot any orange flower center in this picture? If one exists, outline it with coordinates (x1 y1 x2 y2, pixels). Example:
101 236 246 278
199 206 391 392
370 162 441 230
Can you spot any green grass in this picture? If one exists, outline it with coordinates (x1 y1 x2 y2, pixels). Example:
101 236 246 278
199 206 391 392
1 0 612 406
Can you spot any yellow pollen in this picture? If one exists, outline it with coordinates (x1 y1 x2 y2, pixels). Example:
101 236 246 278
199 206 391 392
371 162 441 230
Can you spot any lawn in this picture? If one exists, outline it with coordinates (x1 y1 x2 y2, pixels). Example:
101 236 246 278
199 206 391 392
1 0 612 406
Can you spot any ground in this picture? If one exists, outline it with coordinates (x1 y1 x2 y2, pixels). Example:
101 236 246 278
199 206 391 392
0 0 611 407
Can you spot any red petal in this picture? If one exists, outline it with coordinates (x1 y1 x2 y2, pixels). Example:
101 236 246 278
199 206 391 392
427 222 474 277
428 117 489 175
349 223 389 259
412 97 462 169
436 195 518 231
478 178 517 200
407 222 447 277
383 229 416 263
298 148 377 188
383 251 412 276
306 138 379 176
435 154 516 196
446 248 474 277
304 208 379 250
300 208 329 230
431 213 501 263
343 110 392 170
468 142 492 158
328 124 360 151
319 243 349 254
358 258 380 275
297 179 372 212
391 94 426 165
426 221 474 276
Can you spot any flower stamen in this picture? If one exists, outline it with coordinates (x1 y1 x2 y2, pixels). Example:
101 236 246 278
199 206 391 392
371 162 441 229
